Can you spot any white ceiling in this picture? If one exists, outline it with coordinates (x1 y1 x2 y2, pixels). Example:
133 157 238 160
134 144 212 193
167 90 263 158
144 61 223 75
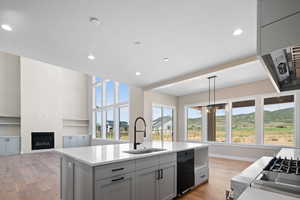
153 60 269 96
0 0 257 87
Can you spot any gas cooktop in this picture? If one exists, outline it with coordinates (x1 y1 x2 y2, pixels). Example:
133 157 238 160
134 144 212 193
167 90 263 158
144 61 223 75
263 157 300 175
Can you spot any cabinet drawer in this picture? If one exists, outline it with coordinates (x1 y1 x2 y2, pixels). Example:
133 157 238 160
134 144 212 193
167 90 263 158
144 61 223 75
95 160 135 180
195 166 208 186
95 173 135 200
159 153 176 165
135 156 159 171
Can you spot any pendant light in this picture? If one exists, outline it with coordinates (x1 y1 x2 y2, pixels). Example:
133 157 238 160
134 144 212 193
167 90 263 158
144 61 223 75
207 75 217 112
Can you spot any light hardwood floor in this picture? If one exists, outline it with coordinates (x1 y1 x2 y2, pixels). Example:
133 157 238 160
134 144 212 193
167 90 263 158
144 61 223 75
0 152 252 200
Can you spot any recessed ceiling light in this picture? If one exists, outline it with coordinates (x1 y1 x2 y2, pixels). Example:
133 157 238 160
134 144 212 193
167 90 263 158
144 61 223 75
89 17 100 26
1 24 13 31
233 28 243 36
163 58 169 62
135 72 141 76
88 54 95 60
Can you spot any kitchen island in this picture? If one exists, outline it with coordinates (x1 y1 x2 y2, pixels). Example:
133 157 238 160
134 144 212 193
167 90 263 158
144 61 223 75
56 141 209 200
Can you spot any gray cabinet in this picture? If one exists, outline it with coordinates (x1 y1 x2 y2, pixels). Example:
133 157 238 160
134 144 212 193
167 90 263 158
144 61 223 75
135 153 177 200
95 173 135 200
61 158 74 200
158 162 177 200
60 152 178 200
63 135 90 148
0 136 20 156
135 166 159 200
6 137 20 155
0 138 5 155
261 0 300 26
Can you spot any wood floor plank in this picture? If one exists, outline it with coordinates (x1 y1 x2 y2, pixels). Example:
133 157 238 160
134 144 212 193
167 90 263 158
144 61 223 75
0 152 252 200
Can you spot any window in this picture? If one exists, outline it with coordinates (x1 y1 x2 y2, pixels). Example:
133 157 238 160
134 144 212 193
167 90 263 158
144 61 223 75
95 112 102 138
232 100 256 144
207 104 226 142
119 83 129 103
152 105 174 141
162 107 173 141
152 107 162 141
93 77 129 140
105 81 115 105
187 106 202 141
119 106 129 140
95 86 102 109
106 109 114 139
95 77 101 83
264 95 294 146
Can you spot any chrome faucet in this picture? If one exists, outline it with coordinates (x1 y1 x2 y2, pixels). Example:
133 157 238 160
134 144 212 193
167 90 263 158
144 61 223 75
134 117 146 149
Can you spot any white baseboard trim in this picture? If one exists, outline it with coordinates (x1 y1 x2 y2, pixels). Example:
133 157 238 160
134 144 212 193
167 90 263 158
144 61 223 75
21 149 56 154
209 153 258 162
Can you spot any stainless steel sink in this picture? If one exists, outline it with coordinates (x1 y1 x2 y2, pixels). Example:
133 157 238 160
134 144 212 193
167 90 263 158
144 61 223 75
123 148 166 154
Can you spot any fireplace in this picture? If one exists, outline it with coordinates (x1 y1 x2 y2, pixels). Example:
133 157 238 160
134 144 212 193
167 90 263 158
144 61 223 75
31 132 54 150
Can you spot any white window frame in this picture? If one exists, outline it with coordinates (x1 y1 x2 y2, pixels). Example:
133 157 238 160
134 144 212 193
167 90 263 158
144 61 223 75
261 91 297 147
151 103 176 142
92 77 129 141
230 98 256 145
183 90 300 148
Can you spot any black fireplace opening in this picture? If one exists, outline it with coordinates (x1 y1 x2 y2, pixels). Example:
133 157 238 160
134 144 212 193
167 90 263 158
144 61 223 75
31 132 54 150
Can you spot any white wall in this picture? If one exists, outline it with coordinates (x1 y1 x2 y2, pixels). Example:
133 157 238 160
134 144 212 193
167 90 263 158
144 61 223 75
0 52 20 117
0 52 20 136
177 79 283 161
144 91 178 141
129 87 144 143
20 57 89 153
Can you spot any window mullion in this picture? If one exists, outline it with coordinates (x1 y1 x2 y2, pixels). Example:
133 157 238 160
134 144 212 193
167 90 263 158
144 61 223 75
115 107 119 140
227 102 232 144
161 107 164 142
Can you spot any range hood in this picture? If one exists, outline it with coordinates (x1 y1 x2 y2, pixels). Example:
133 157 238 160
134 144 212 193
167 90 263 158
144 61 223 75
257 0 300 92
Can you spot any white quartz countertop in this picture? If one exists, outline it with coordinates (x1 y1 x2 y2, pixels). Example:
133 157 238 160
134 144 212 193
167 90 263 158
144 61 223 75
277 147 300 159
55 141 208 167
238 187 299 200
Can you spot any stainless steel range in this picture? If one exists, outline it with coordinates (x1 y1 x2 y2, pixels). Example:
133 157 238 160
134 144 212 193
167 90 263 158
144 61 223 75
252 157 300 198
264 157 300 175
228 152 300 200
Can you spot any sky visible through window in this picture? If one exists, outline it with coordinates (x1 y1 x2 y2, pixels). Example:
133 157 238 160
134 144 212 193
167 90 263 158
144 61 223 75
233 107 255 115
188 108 202 118
264 102 294 111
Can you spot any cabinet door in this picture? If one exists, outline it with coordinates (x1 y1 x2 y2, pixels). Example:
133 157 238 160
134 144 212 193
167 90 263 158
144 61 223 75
83 136 90 146
95 173 135 200
63 136 74 148
5 137 20 155
135 166 159 200
0 138 5 155
261 0 300 26
61 158 74 200
159 162 177 200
